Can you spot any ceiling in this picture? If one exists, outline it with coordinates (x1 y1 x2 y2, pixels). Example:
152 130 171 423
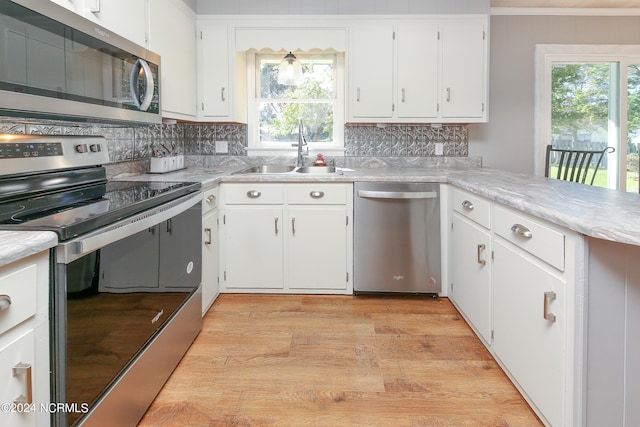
491 0 640 7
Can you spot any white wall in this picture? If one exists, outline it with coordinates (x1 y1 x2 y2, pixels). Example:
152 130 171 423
473 14 640 174
196 0 489 15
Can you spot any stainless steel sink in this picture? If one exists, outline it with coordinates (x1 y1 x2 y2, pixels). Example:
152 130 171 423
233 164 297 174
295 166 337 174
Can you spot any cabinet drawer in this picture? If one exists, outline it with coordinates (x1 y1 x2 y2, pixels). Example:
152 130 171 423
287 184 348 205
0 263 37 336
202 185 219 214
452 187 491 229
223 183 284 205
493 205 565 271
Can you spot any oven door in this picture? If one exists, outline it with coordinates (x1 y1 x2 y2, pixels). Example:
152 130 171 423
51 192 202 427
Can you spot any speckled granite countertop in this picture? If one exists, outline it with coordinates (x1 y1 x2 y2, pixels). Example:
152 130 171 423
4 156 640 267
0 231 57 268
115 161 640 246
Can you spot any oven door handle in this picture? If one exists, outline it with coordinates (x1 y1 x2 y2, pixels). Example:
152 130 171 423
57 192 202 264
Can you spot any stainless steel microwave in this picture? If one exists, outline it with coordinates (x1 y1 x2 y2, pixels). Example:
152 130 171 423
0 0 161 124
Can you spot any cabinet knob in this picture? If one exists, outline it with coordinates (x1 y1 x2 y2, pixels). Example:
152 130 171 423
310 191 325 199
206 195 216 203
247 190 261 198
0 294 11 312
461 200 474 210
511 223 532 239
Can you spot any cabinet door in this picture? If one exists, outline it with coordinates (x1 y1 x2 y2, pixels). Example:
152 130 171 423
440 19 486 120
49 0 78 12
84 0 147 47
450 214 492 344
0 330 36 427
287 207 348 290
396 22 439 119
493 241 566 427
149 0 198 119
201 208 219 315
222 207 284 289
199 23 230 118
350 23 394 119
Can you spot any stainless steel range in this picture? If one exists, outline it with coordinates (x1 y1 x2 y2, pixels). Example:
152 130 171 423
0 134 202 426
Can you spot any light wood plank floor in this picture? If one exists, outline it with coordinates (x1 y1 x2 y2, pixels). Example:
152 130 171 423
139 294 542 427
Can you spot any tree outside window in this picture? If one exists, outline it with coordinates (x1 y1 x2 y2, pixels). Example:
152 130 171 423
257 55 336 144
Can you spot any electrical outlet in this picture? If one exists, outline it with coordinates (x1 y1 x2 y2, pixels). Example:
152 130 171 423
435 142 444 156
215 140 228 154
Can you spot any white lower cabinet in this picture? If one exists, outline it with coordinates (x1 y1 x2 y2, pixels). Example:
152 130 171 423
201 185 220 315
448 188 578 427
223 205 284 289
0 251 50 427
219 182 352 294
493 240 566 427
450 213 492 344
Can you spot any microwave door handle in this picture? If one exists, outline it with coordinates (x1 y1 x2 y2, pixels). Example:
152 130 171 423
129 59 155 111
138 59 155 111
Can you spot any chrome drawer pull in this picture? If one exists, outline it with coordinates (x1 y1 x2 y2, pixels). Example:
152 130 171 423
0 294 11 312
275 217 279 235
247 190 261 198
461 200 474 210
292 217 296 235
310 191 325 199
511 223 532 239
204 228 212 245
13 363 33 405
206 195 216 203
543 291 557 322
477 244 486 266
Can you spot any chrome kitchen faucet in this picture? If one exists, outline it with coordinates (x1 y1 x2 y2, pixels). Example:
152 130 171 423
293 119 308 167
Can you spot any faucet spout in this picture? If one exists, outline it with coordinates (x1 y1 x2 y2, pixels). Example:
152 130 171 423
296 119 308 167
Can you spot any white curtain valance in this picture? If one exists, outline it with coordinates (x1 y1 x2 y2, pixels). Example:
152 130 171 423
234 28 347 52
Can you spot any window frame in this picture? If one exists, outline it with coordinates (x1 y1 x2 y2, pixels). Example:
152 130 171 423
535 44 640 191
246 51 345 156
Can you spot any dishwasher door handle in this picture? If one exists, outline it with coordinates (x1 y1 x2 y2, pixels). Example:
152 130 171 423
357 190 438 200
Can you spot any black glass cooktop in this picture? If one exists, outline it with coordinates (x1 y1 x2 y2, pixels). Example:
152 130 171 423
0 180 200 241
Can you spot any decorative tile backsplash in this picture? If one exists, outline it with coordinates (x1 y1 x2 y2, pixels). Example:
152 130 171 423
345 123 468 157
0 117 468 163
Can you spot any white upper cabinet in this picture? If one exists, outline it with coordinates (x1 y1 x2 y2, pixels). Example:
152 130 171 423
48 0 147 47
396 22 439 119
348 15 488 123
440 18 487 120
49 0 78 12
198 22 231 119
149 0 198 120
80 0 148 48
197 20 246 122
350 23 394 119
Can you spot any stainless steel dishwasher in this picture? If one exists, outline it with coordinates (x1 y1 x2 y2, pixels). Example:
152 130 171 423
354 182 441 294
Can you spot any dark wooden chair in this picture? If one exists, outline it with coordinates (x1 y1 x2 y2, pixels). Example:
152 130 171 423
544 145 615 185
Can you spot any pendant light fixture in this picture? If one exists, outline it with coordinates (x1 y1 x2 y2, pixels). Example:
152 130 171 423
277 51 303 85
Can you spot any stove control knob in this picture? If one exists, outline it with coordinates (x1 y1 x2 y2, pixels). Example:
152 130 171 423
75 144 88 153
89 144 102 152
